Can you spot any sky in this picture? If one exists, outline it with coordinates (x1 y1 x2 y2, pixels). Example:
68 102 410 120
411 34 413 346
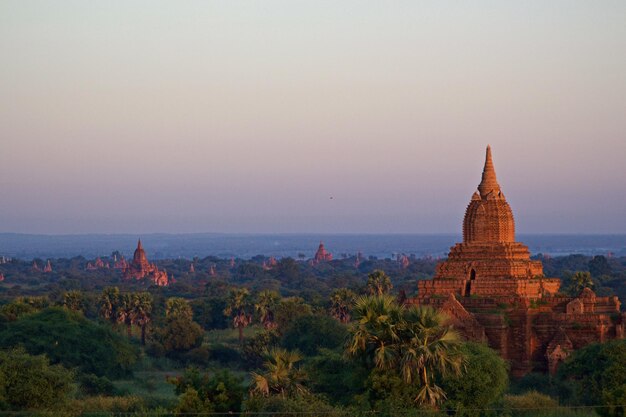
1 1 625 234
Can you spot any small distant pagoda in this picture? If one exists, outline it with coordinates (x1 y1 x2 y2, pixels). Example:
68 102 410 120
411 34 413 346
122 240 168 286
86 257 109 271
311 242 332 265
43 260 53 273
409 146 625 376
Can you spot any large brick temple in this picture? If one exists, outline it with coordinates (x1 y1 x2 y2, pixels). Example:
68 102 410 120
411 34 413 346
409 146 625 376
122 239 169 286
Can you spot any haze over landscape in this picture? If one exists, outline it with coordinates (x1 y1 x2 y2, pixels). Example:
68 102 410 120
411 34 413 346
2 1 626 235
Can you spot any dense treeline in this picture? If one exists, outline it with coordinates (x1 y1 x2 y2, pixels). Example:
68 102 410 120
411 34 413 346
0 254 624 416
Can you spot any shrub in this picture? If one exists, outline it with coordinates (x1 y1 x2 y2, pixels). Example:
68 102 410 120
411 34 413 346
442 342 509 416
280 314 347 356
78 374 116 397
0 348 73 410
503 391 559 417
0 307 137 378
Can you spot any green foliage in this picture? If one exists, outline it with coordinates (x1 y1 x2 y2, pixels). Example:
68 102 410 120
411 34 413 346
329 288 357 323
241 330 279 369
190 297 228 330
244 393 346 417
281 314 348 356
65 395 145 415
564 271 595 296
557 339 626 417
274 297 313 332
153 316 204 354
255 290 281 330
366 270 393 295
168 368 244 413
589 255 612 277
78 373 117 397
441 342 509 416
363 369 421 412
165 297 193 321
173 387 214 416
0 348 73 410
62 290 84 312
347 295 464 407
503 391 559 417
223 287 253 342
250 348 309 398
306 349 370 406
0 307 137 378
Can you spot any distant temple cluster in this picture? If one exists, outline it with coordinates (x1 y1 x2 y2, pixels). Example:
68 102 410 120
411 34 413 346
408 146 625 375
122 240 168 286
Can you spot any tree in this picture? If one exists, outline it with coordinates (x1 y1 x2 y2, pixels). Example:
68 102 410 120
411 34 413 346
173 388 214 417
366 270 393 295
441 342 509 416
569 271 594 295
274 297 313 332
347 295 464 407
250 348 308 398
169 368 244 413
158 316 204 353
0 308 137 378
400 306 464 406
281 314 348 356
589 255 612 277
223 288 253 343
166 297 193 321
152 297 204 355
255 290 280 330
0 348 73 410
329 288 356 324
116 293 134 338
99 287 120 323
347 295 403 370
557 340 626 417
131 292 153 345
62 290 84 312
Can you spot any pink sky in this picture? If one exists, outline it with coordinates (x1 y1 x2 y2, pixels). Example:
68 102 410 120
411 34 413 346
1 1 625 234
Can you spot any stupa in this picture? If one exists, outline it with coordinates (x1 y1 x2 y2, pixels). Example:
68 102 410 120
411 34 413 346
122 240 168 286
312 242 333 265
409 146 625 375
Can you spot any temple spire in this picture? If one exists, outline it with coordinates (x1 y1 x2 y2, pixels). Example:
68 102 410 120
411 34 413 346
137 239 143 250
478 145 501 198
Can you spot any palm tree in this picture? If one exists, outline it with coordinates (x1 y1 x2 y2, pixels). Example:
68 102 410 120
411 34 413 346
131 292 153 345
116 293 134 338
99 287 120 323
366 270 393 295
399 305 464 406
329 288 357 324
255 290 280 330
347 295 464 407
347 294 403 370
571 271 594 293
250 348 308 398
223 288 253 343
63 290 84 312
166 297 193 321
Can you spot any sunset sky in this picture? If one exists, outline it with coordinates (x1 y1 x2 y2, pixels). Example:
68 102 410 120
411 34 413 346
1 1 625 234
